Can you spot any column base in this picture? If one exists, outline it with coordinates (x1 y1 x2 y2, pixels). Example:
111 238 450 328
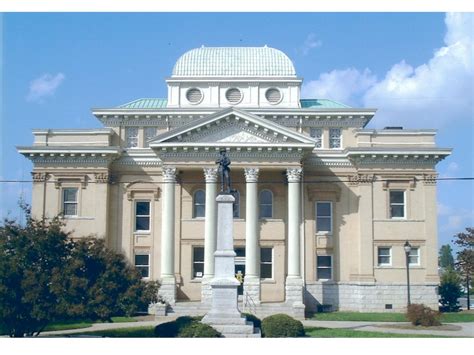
243 276 261 309
201 276 213 304
285 277 305 319
158 277 176 306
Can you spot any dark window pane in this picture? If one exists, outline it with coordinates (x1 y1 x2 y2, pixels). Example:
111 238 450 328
233 203 240 218
261 264 272 279
137 266 149 278
194 205 205 218
135 254 149 266
390 191 404 204
63 188 77 202
317 217 331 232
260 205 272 218
64 203 77 216
317 256 332 267
193 247 204 262
317 267 332 280
261 248 272 262
260 190 272 204
194 190 205 204
317 202 331 217
390 205 404 218
136 201 150 215
136 216 150 231
235 248 246 257
193 263 204 278
378 256 390 264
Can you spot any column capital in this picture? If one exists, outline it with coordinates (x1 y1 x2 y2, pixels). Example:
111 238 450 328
162 167 177 182
203 167 218 182
244 168 260 183
286 167 303 182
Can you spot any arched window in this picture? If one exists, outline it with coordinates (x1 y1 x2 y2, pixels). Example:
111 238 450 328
233 190 240 219
259 189 273 219
193 190 205 218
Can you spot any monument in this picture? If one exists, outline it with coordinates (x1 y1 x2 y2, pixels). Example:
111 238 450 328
201 150 260 337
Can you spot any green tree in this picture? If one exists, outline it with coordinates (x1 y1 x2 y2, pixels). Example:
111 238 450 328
0 208 159 337
438 267 462 312
438 244 455 270
453 227 474 309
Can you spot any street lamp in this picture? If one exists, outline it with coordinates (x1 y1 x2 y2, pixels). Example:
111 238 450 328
404 240 412 307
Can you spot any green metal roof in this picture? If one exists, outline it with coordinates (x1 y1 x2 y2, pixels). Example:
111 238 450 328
300 99 350 109
117 98 168 109
172 46 296 77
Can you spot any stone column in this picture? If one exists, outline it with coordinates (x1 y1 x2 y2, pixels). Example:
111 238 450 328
244 168 260 304
285 167 305 318
159 167 177 305
202 168 218 303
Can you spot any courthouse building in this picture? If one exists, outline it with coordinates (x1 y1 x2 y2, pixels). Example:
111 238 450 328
18 46 451 316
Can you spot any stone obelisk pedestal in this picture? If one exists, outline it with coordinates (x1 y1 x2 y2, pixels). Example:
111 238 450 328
202 194 259 337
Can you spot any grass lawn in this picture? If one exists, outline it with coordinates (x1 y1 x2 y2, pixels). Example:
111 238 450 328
310 311 474 323
304 327 446 338
71 326 155 338
43 316 137 332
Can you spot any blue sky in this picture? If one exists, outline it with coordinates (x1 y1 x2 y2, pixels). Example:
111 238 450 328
0 12 472 250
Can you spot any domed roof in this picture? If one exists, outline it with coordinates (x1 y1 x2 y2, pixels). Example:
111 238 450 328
172 46 296 77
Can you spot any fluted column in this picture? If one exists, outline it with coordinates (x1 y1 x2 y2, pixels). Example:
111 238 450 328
244 168 260 304
285 167 305 317
159 166 177 305
202 168 218 303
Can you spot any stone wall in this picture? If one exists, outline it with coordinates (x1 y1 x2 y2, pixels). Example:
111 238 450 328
304 282 438 312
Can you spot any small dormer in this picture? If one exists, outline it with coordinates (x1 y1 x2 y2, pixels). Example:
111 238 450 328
166 46 302 109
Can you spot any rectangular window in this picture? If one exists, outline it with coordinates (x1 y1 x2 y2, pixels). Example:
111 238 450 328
310 128 323 148
135 201 150 231
389 190 405 218
316 201 332 233
317 255 332 280
409 247 420 266
193 247 204 278
144 127 157 148
62 188 78 216
126 127 139 148
134 254 150 278
260 248 273 279
329 128 341 149
378 247 392 266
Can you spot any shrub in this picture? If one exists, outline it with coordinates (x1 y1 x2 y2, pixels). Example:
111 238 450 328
242 313 261 329
178 322 221 338
261 314 305 337
406 304 441 327
154 321 179 337
439 267 462 312
154 315 220 338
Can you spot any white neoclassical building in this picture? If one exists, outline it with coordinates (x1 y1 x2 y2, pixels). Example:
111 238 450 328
18 46 451 317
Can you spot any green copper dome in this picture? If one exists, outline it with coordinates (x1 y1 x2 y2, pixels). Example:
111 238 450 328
172 46 297 77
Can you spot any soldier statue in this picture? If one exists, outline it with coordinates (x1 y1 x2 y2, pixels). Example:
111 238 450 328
216 149 232 193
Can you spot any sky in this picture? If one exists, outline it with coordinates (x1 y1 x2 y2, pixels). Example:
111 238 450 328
0 12 472 251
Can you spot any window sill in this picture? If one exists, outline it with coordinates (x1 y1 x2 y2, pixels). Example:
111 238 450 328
134 231 151 235
259 218 283 222
261 279 276 284
316 232 332 237
190 278 202 283
63 216 95 220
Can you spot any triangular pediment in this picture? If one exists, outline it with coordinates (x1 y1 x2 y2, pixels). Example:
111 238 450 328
149 107 316 147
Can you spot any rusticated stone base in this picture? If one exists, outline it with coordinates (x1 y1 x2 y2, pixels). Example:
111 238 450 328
285 277 305 319
201 277 213 304
158 277 176 306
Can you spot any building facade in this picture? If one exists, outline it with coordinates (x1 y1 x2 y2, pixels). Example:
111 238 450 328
18 47 451 315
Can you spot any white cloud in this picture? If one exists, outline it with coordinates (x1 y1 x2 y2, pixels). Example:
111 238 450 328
302 13 473 128
299 33 322 55
27 73 65 103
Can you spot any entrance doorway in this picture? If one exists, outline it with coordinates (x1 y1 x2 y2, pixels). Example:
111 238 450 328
235 247 245 296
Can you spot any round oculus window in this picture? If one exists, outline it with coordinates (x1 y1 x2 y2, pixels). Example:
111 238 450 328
186 88 203 104
225 88 242 104
265 88 282 104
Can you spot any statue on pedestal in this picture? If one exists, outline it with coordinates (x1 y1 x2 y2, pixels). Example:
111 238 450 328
216 149 232 193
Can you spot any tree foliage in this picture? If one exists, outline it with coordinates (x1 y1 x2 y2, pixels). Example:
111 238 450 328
438 244 455 270
453 228 474 293
0 208 159 337
438 267 462 312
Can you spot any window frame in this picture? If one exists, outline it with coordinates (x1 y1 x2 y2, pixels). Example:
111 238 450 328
144 127 157 148
259 189 273 219
389 190 406 219
260 247 273 280
329 128 342 149
309 128 323 149
377 247 392 266
62 187 79 217
134 252 150 279
408 247 420 266
125 127 139 148
316 255 333 281
192 246 205 279
193 189 206 219
315 201 333 234
134 200 151 232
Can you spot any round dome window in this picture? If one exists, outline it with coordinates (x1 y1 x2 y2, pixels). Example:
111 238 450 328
265 88 282 104
186 88 203 104
225 88 242 104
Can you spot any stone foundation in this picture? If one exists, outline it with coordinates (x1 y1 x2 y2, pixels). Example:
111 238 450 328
304 282 439 313
158 278 177 305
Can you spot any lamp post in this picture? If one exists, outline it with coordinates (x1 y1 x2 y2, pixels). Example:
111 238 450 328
404 240 412 307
